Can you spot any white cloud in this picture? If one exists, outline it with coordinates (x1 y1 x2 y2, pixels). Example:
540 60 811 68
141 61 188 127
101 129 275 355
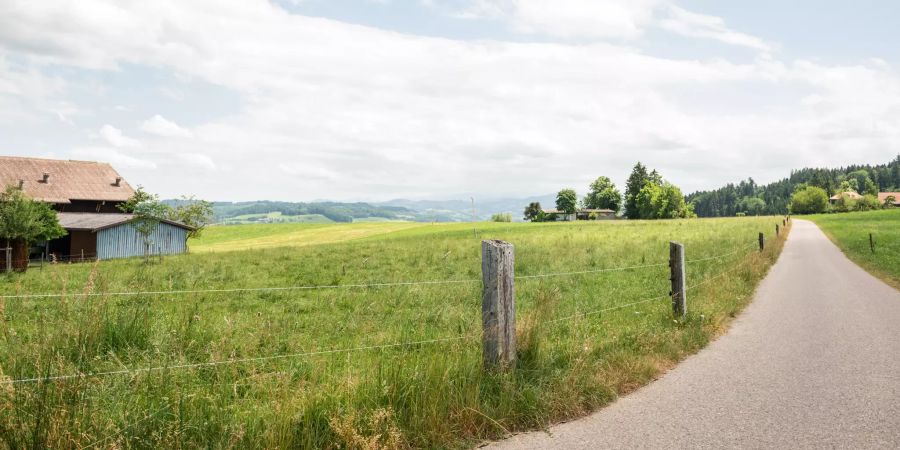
458 0 662 40
99 124 141 147
140 114 193 138
71 146 157 169
659 5 771 52
0 0 897 201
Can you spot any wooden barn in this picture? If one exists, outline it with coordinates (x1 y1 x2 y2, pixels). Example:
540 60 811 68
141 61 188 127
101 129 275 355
0 156 192 262
54 213 192 260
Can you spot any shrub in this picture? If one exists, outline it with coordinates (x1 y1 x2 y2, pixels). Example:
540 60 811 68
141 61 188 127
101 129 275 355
491 213 512 222
789 186 829 214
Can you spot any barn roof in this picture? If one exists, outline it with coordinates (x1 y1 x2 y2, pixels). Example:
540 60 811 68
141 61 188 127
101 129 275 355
829 191 863 201
879 192 900 205
0 156 134 204
542 208 615 214
56 213 194 232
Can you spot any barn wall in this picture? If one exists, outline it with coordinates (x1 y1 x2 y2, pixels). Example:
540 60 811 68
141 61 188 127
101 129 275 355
97 222 188 260
69 230 97 259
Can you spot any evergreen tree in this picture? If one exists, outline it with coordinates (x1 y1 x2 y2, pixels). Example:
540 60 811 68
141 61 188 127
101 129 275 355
624 162 649 219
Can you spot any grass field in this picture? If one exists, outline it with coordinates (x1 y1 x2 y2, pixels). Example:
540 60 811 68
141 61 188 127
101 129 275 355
193 222 427 253
0 217 787 449
808 209 900 289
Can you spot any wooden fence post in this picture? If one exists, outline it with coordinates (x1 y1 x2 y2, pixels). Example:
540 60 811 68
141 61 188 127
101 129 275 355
759 232 765 252
870 233 875 254
482 239 516 370
776 224 780 236
669 242 686 318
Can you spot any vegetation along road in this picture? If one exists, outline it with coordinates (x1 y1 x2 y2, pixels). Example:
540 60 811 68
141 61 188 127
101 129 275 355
1 217 784 448
490 219 900 449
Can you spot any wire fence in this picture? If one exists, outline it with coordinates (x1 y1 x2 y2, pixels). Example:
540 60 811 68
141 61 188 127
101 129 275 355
0 231 783 386
1 243 757 301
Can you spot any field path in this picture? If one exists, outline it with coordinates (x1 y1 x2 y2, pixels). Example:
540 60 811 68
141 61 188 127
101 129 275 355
488 219 900 449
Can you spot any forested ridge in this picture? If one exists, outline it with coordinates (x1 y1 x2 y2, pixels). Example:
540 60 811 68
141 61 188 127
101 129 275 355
687 156 900 217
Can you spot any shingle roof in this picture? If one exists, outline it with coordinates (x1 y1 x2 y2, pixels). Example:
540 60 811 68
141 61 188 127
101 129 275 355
56 213 194 232
0 156 134 203
878 192 900 205
829 191 863 201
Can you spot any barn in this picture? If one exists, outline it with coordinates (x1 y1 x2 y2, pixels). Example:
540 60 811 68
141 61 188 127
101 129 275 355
1 155 192 262
54 213 193 261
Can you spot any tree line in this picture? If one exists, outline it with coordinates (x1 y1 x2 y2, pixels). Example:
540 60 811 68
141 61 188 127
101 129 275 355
523 163 694 221
687 155 900 217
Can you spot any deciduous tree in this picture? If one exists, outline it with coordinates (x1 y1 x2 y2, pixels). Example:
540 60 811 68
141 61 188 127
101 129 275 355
583 176 622 212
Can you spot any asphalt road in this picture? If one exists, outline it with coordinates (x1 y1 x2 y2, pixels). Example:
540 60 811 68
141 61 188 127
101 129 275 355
488 219 900 449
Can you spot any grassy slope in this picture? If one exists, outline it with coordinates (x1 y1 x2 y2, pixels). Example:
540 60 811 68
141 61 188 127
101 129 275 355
193 221 426 253
808 209 900 289
0 217 788 449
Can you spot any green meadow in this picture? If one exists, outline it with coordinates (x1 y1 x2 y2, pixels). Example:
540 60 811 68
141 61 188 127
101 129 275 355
808 209 900 289
1 217 787 449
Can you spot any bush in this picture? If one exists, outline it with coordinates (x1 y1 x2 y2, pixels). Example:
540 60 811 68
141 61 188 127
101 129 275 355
790 186 829 214
491 213 512 222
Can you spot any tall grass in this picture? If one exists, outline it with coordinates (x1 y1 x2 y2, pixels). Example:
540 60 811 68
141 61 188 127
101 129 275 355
0 217 788 449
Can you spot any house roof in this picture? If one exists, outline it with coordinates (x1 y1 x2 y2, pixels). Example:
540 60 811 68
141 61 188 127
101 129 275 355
878 192 900 205
542 208 615 214
829 191 863 200
56 213 194 232
0 156 134 204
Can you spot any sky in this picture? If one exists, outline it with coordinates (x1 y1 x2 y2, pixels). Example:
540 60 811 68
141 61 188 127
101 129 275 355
0 0 898 202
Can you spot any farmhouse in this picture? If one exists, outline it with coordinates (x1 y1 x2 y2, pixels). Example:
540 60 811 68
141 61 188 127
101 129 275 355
878 192 900 207
543 208 616 221
828 191 863 204
0 156 192 261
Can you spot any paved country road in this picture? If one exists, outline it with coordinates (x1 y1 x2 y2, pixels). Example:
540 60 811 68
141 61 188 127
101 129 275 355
488 220 900 449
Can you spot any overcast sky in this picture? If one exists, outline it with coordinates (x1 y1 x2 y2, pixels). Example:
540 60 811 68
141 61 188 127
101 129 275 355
1 0 898 202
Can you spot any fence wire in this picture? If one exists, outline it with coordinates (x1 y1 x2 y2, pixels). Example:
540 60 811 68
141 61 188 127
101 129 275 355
1 234 774 385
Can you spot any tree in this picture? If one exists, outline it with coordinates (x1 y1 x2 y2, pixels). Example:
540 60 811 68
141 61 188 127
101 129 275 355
0 186 66 271
624 162 649 219
789 186 829 214
845 169 878 196
170 196 214 238
738 196 766 216
555 189 578 215
583 176 622 212
523 202 543 222
635 181 693 219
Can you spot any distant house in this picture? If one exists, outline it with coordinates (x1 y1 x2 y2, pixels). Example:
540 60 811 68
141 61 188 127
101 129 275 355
0 156 192 261
879 192 900 207
542 208 616 221
829 191 863 204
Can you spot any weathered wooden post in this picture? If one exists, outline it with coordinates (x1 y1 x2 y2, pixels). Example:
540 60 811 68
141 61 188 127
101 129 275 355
669 242 686 318
482 239 516 370
776 224 780 236
759 232 765 252
783 218 786 227
870 233 875 254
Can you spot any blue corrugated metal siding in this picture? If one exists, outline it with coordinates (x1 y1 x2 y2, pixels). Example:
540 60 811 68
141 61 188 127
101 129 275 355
97 222 188 260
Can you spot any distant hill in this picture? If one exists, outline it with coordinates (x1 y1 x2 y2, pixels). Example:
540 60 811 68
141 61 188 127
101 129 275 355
376 194 556 222
687 155 900 217
188 195 558 224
